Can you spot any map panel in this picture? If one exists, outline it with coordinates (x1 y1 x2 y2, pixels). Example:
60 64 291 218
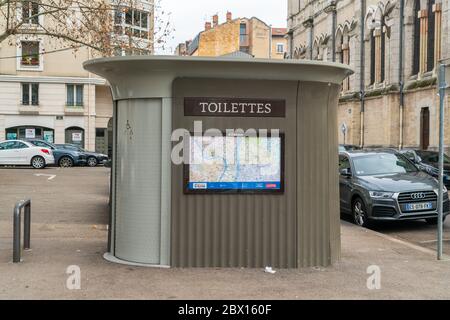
187 135 282 191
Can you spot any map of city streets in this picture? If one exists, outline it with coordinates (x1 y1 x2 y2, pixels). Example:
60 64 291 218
186 135 283 192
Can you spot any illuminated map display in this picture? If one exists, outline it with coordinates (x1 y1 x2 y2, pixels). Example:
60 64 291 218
186 135 283 193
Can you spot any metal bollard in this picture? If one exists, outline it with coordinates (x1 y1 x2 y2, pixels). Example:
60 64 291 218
13 199 31 263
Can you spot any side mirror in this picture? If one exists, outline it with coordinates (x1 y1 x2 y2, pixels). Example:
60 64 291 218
416 156 422 163
340 168 352 177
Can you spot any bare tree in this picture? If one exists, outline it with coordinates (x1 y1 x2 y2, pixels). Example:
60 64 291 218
0 0 173 57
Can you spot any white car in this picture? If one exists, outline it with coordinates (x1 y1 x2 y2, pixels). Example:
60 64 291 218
0 140 55 169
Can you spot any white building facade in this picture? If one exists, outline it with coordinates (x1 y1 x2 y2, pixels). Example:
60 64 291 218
0 0 155 155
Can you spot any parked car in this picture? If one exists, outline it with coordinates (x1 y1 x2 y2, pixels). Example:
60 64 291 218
27 139 87 168
400 149 450 187
55 144 109 167
0 140 54 169
339 144 362 153
339 149 450 227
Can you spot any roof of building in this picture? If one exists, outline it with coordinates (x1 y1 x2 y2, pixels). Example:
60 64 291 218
221 51 254 59
272 28 287 36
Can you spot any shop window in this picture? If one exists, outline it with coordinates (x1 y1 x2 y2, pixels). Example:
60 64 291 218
21 41 40 67
6 126 53 141
66 84 84 107
65 127 85 148
22 0 39 24
22 83 39 105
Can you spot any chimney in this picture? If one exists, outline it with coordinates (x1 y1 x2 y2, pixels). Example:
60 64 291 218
212 14 219 27
205 21 212 31
226 11 232 22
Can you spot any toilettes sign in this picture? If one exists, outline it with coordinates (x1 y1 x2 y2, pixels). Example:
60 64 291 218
184 98 286 117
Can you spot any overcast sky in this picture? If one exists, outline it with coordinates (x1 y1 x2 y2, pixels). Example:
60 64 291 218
158 0 288 54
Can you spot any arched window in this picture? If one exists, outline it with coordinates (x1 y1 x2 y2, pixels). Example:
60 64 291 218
65 127 85 148
427 0 435 72
412 0 420 75
312 40 319 60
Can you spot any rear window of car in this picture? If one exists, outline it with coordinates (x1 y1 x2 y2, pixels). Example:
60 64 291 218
30 141 47 147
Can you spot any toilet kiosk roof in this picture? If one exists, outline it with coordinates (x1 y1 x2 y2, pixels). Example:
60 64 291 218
83 55 354 100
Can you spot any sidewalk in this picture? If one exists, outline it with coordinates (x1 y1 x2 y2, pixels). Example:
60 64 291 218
1 220 450 299
1 168 450 299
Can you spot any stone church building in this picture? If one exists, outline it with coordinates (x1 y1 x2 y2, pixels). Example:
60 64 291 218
287 0 449 151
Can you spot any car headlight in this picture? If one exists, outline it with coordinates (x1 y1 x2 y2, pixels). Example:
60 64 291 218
369 191 394 199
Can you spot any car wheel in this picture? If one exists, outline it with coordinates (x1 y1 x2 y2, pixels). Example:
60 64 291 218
352 197 371 228
87 157 98 167
31 156 46 169
59 156 74 168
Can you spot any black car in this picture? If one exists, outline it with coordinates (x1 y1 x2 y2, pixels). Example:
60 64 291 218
339 149 450 227
55 144 109 167
400 149 450 187
339 144 362 153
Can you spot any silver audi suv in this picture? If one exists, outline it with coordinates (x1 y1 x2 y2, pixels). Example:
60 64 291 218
339 149 450 227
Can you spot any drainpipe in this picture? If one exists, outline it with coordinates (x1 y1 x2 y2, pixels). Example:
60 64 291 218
399 0 405 150
360 0 366 148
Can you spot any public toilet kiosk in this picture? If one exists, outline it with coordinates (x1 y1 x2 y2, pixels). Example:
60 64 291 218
84 56 353 268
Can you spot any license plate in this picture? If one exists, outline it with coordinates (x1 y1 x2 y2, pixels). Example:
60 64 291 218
405 202 433 211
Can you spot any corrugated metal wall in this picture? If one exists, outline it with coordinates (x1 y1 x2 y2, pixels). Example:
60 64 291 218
171 78 341 268
296 82 341 267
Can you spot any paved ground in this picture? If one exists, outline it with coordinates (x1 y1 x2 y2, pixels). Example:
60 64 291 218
1 167 450 299
371 218 450 255
341 203 450 256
